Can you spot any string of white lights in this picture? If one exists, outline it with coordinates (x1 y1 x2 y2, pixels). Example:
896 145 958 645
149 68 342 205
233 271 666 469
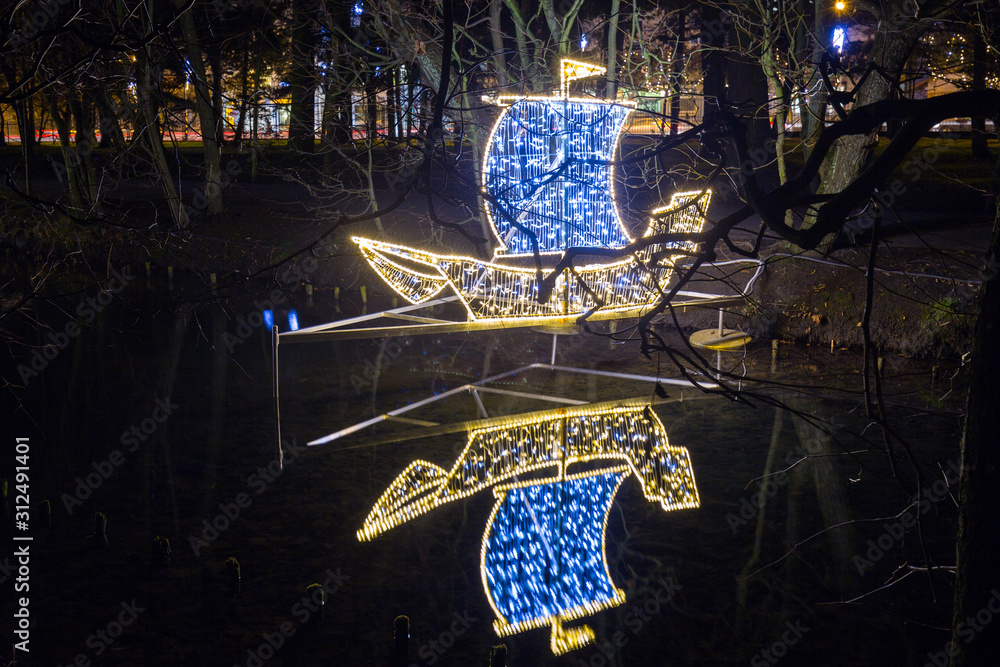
482 100 634 255
352 189 711 320
357 405 700 541
482 467 629 654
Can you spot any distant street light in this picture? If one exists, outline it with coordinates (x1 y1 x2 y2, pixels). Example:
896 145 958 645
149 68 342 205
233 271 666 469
835 1 846 10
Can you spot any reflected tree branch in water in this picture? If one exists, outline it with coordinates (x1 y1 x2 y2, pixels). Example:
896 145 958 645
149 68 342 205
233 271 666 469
859 201 939 602
736 405 785 631
788 403 857 590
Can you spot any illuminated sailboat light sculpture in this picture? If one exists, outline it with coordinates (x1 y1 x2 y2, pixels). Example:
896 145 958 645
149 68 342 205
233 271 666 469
358 403 700 654
352 60 711 322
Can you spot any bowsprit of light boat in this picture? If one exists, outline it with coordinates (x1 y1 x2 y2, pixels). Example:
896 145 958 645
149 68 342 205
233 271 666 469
351 59 713 323
357 402 700 654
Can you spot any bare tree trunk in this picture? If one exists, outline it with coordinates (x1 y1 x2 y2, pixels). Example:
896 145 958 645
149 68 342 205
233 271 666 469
322 77 353 154
35 95 48 143
761 43 789 191
728 12 776 190
387 67 397 142
670 10 685 136
812 9 923 234
539 0 584 58
17 99 32 195
288 0 317 153
951 197 1000 666
46 92 84 210
210 50 225 145
235 46 250 149
406 64 417 138
366 72 378 141
96 91 127 150
971 31 990 161
135 50 188 228
606 0 621 99
790 407 856 590
19 97 36 151
69 94 99 206
178 3 224 215
503 0 540 89
799 0 828 163
700 5 725 155
489 0 508 87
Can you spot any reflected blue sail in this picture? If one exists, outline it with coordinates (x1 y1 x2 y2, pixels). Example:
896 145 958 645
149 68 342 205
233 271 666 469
484 100 633 254
358 403 701 654
483 470 626 634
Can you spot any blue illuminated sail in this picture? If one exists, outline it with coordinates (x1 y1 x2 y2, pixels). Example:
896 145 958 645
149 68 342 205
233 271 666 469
358 403 701 654
484 100 633 255
482 470 627 638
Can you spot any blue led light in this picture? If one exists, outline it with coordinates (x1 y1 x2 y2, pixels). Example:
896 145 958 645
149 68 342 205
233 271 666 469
485 101 633 254
287 309 299 331
484 471 624 630
263 309 274 330
833 26 846 53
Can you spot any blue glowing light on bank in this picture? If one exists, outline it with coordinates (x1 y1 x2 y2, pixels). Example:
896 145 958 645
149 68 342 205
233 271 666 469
263 309 274 330
287 310 299 331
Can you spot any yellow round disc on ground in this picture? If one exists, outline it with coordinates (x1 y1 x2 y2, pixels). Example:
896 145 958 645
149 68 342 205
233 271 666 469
689 328 753 350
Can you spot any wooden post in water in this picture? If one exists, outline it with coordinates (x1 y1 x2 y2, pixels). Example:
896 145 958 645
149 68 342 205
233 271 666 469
306 583 325 624
150 536 171 570
226 557 241 598
94 512 108 549
393 615 409 667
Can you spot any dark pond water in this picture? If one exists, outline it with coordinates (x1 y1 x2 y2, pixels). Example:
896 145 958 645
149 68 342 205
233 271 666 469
1 266 966 666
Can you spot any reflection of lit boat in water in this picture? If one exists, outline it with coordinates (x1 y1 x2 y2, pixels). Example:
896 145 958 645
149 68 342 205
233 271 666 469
352 60 711 322
358 403 700 654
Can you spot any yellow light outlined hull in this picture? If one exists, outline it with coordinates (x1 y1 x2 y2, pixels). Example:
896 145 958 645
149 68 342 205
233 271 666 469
352 190 711 323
